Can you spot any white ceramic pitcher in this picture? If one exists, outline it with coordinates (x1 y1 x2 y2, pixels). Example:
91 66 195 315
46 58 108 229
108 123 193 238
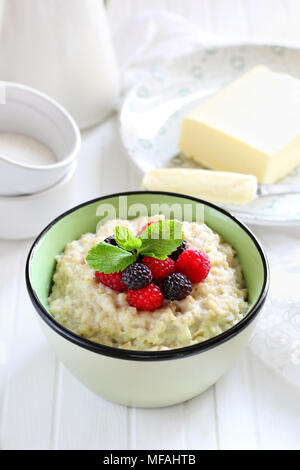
0 0 120 129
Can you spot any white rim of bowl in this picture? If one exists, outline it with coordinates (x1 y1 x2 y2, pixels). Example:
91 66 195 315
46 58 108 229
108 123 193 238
0 160 77 201
0 81 81 171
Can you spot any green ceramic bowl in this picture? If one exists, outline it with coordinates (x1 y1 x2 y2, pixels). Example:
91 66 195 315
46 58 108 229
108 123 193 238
26 191 269 407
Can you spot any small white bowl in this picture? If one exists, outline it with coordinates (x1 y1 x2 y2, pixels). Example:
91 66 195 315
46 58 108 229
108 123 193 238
0 161 77 240
0 81 81 196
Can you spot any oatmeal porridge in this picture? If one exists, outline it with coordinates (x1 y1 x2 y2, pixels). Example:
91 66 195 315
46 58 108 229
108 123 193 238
48 215 248 350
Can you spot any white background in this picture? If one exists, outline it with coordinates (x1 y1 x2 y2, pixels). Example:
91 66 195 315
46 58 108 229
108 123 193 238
1 0 300 450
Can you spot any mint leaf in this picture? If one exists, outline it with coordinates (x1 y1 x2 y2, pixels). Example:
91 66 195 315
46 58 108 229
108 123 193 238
86 242 137 273
115 226 142 252
138 220 183 260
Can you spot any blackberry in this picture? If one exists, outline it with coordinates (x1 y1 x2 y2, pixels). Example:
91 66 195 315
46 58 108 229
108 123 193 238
104 235 118 246
162 273 192 300
169 239 189 262
122 263 153 290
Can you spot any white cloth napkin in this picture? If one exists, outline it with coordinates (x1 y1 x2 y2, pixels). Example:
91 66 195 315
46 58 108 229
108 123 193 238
112 10 298 95
113 11 300 388
113 11 222 95
248 225 300 388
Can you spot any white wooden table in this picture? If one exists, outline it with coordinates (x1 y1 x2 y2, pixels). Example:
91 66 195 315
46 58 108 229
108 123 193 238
1 0 300 450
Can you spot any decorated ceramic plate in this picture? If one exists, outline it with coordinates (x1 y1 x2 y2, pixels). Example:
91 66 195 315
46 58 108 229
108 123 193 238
120 43 300 225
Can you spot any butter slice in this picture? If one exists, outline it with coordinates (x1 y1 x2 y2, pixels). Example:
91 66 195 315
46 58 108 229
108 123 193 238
179 66 300 183
143 168 257 205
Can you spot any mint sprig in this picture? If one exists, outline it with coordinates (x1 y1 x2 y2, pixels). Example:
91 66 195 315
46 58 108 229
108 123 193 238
86 220 184 274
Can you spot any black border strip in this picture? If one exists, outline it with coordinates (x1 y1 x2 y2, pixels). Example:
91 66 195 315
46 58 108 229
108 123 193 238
25 191 269 362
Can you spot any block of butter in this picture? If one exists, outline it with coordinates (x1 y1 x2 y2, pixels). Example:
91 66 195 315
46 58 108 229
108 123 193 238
179 66 300 183
142 168 258 205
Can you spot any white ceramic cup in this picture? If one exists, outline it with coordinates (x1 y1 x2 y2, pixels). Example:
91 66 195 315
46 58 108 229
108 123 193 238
0 81 81 196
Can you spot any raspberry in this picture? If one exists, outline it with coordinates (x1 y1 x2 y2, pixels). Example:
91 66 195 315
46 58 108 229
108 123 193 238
122 263 153 290
142 256 175 281
162 273 192 300
95 271 127 292
176 249 210 283
104 235 118 246
136 221 155 237
169 239 189 262
127 283 164 311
